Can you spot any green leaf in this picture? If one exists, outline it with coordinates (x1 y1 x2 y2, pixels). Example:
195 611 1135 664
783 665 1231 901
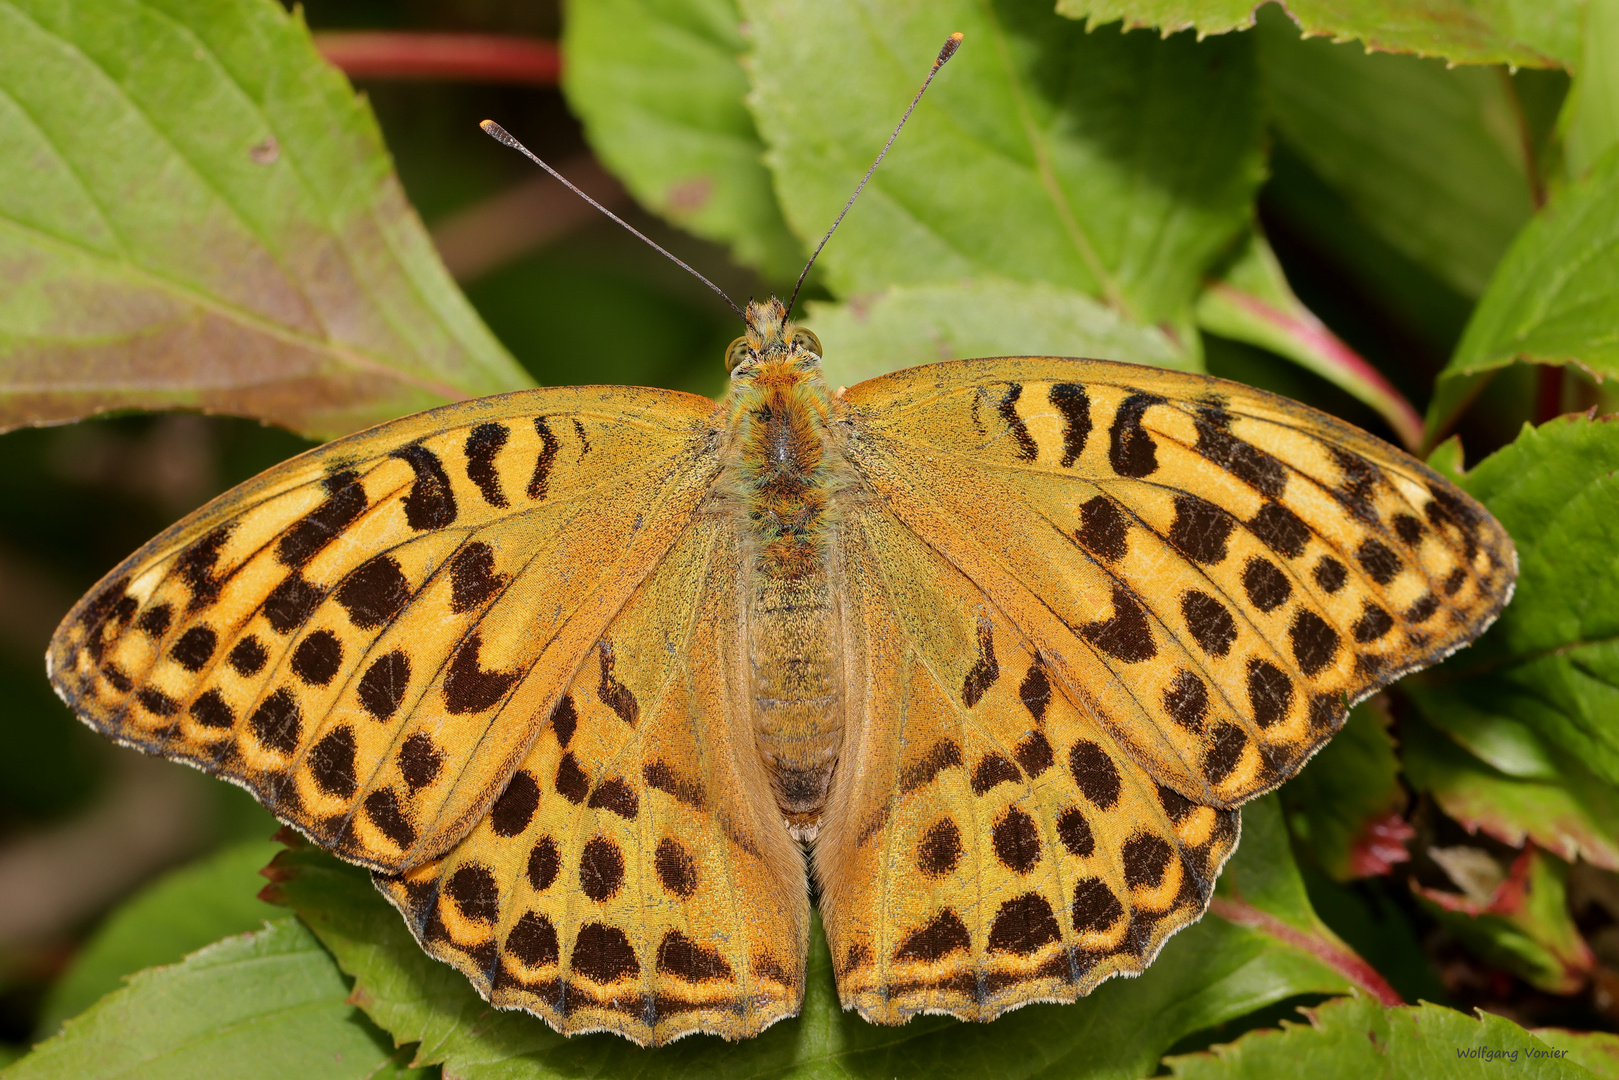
1255 7 1537 300
810 277 1196 390
1194 231 1424 449
1440 149 1619 425
1403 713 1619 872
743 0 1265 325
36 839 285 1037
1164 994 1598 1078
1053 0 1581 70
265 797 1361 1079
4 918 428 1080
1413 845 1595 995
1563 0 1619 178
1532 1029 1619 1079
0 0 531 441
1412 414 1619 788
1278 701 1410 882
561 0 804 281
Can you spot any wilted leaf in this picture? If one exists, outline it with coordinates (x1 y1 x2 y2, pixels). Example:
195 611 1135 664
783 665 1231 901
561 0 804 281
744 0 1265 325
1411 415 1619 788
1414 845 1595 996
811 277 1196 390
1164 994 1597 1078
1279 701 1410 882
1403 713 1619 872
1254 7 1538 299
6 918 427 1079
1053 0 1580 70
264 797 1364 1079
35 838 285 1037
0 0 531 441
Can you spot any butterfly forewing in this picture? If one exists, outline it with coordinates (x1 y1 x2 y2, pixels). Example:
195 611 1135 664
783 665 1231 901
375 511 809 1043
839 358 1514 810
49 387 723 873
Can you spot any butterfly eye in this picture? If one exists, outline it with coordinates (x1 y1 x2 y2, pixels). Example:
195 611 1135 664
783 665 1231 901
791 328 822 356
724 337 751 372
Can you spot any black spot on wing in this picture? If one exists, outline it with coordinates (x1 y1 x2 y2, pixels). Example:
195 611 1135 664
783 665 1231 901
264 574 323 635
490 769 541 836
397 732 442 790
176 526 232 612
596 641 638 725
190 689 235 729
961 620 999 707
170 625 217 671
390 443 457 531
279 471 367 567
917 819 963 877
249 689 301 754
1182 591 1237 657
655 837 697 898
336 556 410 630
228 636 268 677
309 726 358 798
572 923 639 984
971 754 1021 795
992 807 1041 874
1193 404 1286 496
450 542 508 613
1069 740 1120 808
895 909 971 962
1167 494 1234 565
464 423 510 509
657 930 733 983
291 630 342 686
1329 447 1381 524
358 651 411 720
1249 502 1311 558
1076 495 1129 562
1050 383 1091 466
527 417 561 500
444 634 517 715
1080 583 1155 662
1019 659 1052 721
987 894 1060 955
1357 539 1402 585
901 739 963 792
1241 557 1291 612
997 384 1039 462
579 836 625 902
1108 392 1164 478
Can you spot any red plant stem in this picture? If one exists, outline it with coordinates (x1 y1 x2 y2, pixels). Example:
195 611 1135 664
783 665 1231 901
1210 895 1405 1006
1207 282 1425 452
314 32 560 85
1536 365 1564 424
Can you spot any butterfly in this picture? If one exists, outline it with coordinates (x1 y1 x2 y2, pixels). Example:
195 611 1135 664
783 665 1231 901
47 291 1514 1044
46 31 1515 1046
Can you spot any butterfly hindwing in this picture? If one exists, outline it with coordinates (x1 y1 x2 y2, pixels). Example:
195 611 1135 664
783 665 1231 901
815 497 1240 1023
838 358 1514 809
48 387 724 873
375 511 809 1044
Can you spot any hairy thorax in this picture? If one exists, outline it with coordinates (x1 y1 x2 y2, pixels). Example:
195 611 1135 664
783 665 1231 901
726 309 850 840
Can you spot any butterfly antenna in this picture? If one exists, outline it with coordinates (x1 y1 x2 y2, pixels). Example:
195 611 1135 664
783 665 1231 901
785 32 963 318
480 120 745 319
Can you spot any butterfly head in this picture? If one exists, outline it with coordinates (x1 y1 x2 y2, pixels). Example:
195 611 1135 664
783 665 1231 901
725 297 823 378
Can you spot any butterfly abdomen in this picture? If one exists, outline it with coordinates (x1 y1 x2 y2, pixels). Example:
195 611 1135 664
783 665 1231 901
732 356 849 836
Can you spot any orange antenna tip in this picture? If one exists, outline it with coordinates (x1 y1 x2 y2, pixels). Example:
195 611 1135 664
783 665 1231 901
940 33 964 63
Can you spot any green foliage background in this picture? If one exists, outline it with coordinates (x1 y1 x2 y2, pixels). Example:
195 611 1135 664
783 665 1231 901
0 0 1617 1076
